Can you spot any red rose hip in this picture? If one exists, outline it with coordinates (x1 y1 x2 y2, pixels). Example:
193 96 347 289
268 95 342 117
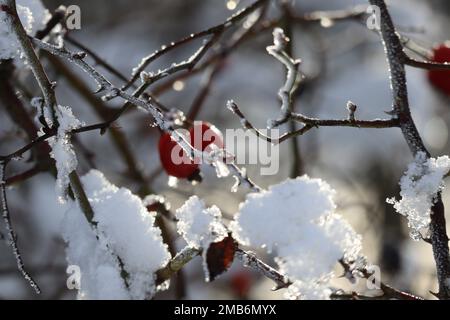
158 132 199 179
428 42 450 96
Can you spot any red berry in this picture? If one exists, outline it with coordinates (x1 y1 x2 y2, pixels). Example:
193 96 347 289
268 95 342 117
158 133 198 179
428 43 450 96
230 271 252 298
189 122 224 153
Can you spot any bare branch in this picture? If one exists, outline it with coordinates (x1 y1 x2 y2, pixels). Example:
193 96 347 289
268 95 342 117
235 248 290 290
404 56 450 70
228 101 399 144
123 0 269 90
3 0 57 124
0 161 41 294
266 28 303 128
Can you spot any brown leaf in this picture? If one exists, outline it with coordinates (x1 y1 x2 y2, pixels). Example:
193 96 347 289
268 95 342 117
205 234 236 282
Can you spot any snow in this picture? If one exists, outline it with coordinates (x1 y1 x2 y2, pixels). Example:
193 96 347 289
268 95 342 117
44 105 83 202
62 203 130 300
387 152 450 240
0 0 50 60
62 170 171 299
175 196 229 282
230 176 363 299
175 196 228 250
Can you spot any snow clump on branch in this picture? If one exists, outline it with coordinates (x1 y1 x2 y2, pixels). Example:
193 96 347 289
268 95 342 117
62 170 171 299
230 176 363 300
0 0 50 60
387 152 450 241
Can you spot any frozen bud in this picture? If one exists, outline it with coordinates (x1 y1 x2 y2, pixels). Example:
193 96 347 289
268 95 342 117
346 101 357 121
346 101 357 113
226 100 238 113
272 28 289 51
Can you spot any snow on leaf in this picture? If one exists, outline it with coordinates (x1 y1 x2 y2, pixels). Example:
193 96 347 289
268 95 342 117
230 175 363 300
387 152 450 240
61 170 171 299
175 196 229 281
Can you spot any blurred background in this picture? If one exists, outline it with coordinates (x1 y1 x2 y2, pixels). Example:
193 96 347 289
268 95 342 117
0 0 450 299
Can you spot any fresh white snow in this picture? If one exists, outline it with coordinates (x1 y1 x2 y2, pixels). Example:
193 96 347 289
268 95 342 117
45 105 83 202
0 0 50 60
175 195 228 250
62 170 171 299
175 196 229 282
230 176 363 299
387 152 450 240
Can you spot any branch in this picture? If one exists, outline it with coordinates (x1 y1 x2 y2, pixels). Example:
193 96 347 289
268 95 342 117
235 248 290 290
44 53 149 185
266 28 303 128
404 56 450 70
156 246 200 284
370 0 450 299
5 0 97 238
65 35 132 85
3 0 57 124
155 246 289 291
228 101 399 144
297 5 368 24
32 38 262 192
123 0 269 90
338 261 423 300
0 161 41 294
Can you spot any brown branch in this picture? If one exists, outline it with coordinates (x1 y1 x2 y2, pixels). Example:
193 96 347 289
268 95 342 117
404 56 450 70
3 0 57 124
44 54 148 184
228 101 399 144
370 0 450 299
339 260 423 300
35 6 66 40
235 248 290 290
65 35 132 85
0 161 41 294
123 0 269 90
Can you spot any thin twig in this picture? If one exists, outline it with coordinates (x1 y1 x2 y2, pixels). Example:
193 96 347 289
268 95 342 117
404 56 450 70
228 101 398 144
235 248 290 290
0 161 41 294
65 34 133 85
3 0 57 124
123 0 269 90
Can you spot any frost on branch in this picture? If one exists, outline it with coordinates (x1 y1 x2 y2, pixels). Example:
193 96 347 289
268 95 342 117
175 196 229 281
387 152 450 241
62 170 171 299
42 105 83 202
0 0 50 60
230 176 363 300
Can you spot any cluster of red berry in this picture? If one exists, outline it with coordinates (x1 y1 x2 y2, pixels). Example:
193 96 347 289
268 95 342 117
158 122 223 180
428 42 450 96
